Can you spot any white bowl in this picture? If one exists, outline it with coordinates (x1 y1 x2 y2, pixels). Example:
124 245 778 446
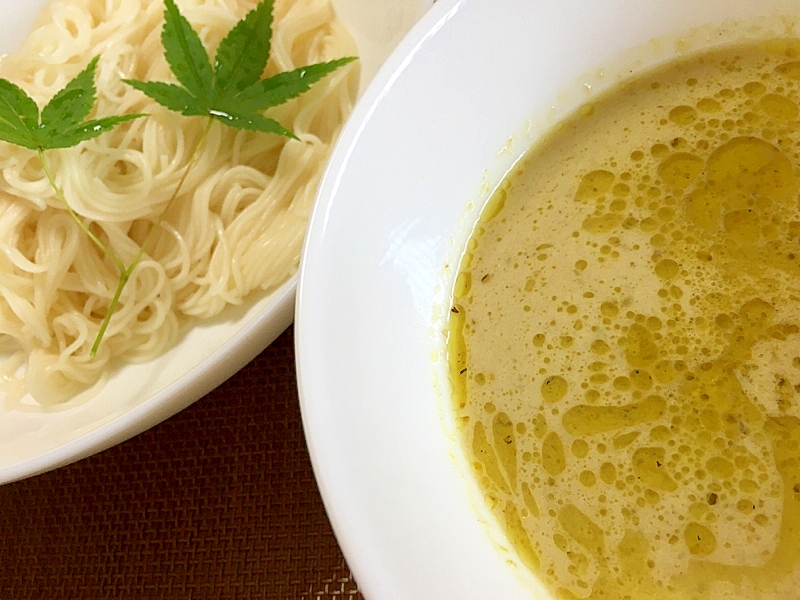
0 0 433 485
296 0 800 597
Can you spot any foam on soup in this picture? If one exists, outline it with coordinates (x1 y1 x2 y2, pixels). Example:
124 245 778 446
449 39 800 600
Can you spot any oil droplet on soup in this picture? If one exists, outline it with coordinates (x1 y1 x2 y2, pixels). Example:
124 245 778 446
448 39 800 600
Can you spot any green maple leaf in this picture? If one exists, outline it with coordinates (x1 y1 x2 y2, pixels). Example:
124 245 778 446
0 56 148 357
0 56 144 151
124 0 356 139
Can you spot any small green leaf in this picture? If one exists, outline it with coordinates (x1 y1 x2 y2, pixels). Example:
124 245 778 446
124 79 207 115
0 79 40 150
40 56 99 135
209 109 297 138
162 0 214 98
214 0 273 97
0 55 149 355
126 0 356 140
48 114 146 149
230 57 356 114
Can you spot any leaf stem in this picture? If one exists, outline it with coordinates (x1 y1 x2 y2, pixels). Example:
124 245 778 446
92 268 130 357
89 117 214 356
38 148 126 274
135 117 213 262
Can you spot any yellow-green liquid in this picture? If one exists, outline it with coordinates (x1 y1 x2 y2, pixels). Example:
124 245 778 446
449 40 800 600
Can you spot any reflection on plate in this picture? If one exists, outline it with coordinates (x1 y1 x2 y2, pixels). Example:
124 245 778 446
0 0 432 485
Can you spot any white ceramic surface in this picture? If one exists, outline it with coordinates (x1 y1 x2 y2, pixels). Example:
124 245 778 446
0 0 433 485
296 1 800 598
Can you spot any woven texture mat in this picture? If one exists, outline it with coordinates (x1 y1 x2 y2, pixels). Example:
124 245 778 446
0 327 363 600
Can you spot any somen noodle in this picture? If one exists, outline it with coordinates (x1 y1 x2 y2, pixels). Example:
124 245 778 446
0 0 358 406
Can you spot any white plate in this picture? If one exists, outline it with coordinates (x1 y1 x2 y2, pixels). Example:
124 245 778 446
0 0 433 485
296 0 800 598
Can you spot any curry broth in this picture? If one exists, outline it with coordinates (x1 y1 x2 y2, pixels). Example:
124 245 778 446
449 40 800 599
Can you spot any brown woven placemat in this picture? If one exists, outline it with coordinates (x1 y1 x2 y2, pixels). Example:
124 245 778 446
0 326 362 600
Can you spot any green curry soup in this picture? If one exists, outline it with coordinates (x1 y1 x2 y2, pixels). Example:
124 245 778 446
448 39 800 599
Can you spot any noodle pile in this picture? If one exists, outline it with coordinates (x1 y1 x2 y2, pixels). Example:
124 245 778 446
0 0 358 406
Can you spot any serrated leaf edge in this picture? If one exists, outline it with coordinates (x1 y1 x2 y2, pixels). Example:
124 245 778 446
162 0 214 98
213 0 273 98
